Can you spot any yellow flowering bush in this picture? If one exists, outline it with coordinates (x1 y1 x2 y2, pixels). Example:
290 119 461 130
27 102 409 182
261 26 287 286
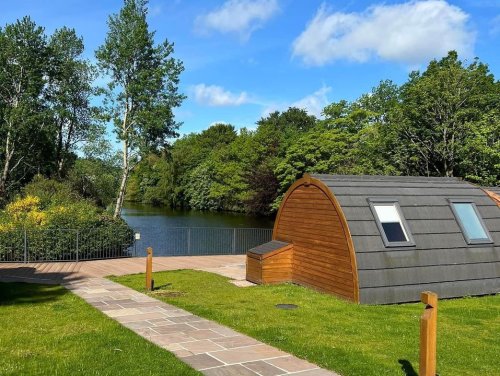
0 177 133 261
4 195 47 228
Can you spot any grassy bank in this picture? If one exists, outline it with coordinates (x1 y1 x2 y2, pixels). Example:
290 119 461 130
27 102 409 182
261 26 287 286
113 270 500 376
0 282 200 376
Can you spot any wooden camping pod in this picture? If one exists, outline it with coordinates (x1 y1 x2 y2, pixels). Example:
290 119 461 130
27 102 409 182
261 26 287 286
247 174 500 304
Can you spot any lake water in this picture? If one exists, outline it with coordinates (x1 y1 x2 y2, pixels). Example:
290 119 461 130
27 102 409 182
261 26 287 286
121 202 274 256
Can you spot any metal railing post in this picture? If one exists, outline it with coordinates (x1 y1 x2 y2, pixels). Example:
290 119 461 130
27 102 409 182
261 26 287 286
232 228 236 254
187 228 191 255
23 228 28 264
76 230 79 262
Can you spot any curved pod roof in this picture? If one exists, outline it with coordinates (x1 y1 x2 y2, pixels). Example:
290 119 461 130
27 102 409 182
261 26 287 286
271 174 500 304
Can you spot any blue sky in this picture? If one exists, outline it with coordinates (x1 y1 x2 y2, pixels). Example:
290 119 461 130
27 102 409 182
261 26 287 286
1 0 499 136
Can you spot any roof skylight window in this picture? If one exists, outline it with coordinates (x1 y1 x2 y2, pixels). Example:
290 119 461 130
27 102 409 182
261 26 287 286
368 199 415 247
450 201 492 244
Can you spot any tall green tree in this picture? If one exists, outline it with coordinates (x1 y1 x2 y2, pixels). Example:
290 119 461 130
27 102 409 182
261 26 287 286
47 27 101 177
0 17 50 199
394 51 499 177
96 0 185 218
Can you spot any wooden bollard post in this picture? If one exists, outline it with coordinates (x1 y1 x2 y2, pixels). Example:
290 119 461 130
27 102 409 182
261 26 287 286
420 291 438 376
145 247 153 291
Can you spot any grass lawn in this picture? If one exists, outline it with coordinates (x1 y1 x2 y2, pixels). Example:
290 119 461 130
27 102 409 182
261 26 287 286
112 270 500 376
0 282 200 376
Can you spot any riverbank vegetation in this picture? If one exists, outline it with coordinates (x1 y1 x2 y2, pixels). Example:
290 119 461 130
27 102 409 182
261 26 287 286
0 177 132 261
114 270 500 376
0 1 498 220
127 51 499 215
0 282 200 375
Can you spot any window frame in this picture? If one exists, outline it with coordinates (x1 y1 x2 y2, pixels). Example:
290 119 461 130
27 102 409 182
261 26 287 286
448 199 493 245
367 198 416 248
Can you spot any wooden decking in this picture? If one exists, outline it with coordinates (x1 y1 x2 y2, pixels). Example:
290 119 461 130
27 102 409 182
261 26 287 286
0 255 246 285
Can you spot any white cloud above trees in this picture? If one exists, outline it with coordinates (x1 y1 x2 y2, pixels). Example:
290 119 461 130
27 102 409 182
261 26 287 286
292 0 475 66
195 0 279 40
192 84 249 106
290 86 331 118
262 86 332 118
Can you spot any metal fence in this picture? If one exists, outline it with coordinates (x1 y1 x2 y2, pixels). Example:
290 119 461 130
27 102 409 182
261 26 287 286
0 227 273 262
132 227 273 257
0 227 135 263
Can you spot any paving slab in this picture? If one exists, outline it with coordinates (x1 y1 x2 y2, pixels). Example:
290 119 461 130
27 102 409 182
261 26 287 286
242 361 285 376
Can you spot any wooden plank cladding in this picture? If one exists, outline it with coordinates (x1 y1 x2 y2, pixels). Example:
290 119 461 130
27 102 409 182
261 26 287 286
246 176 359 302
246 173 500 305
246 241 293 285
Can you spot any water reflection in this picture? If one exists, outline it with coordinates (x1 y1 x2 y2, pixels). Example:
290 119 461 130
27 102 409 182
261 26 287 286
121 202 274 256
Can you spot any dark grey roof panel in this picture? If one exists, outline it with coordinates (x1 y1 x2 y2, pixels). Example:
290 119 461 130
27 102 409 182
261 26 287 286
356 246 500 270
314 181 466 189
353 233 499 253
484 218 500 231
360 278 500 304
248 240 290 255
342 205 499 220
348 219 463 236
332 195 496 207
326 186 485 197
358 262 500 288
484 186 500 194
311 174 460 183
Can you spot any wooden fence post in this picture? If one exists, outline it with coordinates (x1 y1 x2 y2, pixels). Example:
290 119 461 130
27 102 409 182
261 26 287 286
420 291 438 376
145 247 153 291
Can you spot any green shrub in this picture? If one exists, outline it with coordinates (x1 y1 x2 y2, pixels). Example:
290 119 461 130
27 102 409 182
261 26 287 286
0 177 133 261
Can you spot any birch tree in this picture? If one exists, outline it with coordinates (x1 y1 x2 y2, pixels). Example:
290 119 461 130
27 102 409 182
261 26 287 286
0 17 49 199
47 27 101 177
96 0 184 218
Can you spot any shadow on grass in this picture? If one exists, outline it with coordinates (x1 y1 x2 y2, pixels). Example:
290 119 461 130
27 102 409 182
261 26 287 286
153 283 172 290
0 281 68 306
398 359 418 376
0 266 86 285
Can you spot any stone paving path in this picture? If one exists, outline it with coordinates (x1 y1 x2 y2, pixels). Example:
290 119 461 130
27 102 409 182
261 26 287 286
66 277 339 376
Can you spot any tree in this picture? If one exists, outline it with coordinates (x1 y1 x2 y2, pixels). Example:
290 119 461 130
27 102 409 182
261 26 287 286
274 127 354 194
47 27 101 177
96 0 185 218
0 17 50 200
394 51 498 177
168 123 238 207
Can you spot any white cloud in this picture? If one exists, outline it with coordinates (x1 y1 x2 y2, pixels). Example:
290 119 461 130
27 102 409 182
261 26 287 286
290 86 331 118
262 86 332 118
209 121 230 126
192 84 249 106
292 1 475 66
148 4 162 17
195 0 279 40
491 14 500 35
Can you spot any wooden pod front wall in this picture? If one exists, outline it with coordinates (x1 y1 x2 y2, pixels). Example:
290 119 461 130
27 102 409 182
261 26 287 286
246 175 360 303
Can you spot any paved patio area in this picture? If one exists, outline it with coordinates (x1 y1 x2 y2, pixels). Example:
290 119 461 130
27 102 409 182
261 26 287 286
66 277 339 376
0 255 247 284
